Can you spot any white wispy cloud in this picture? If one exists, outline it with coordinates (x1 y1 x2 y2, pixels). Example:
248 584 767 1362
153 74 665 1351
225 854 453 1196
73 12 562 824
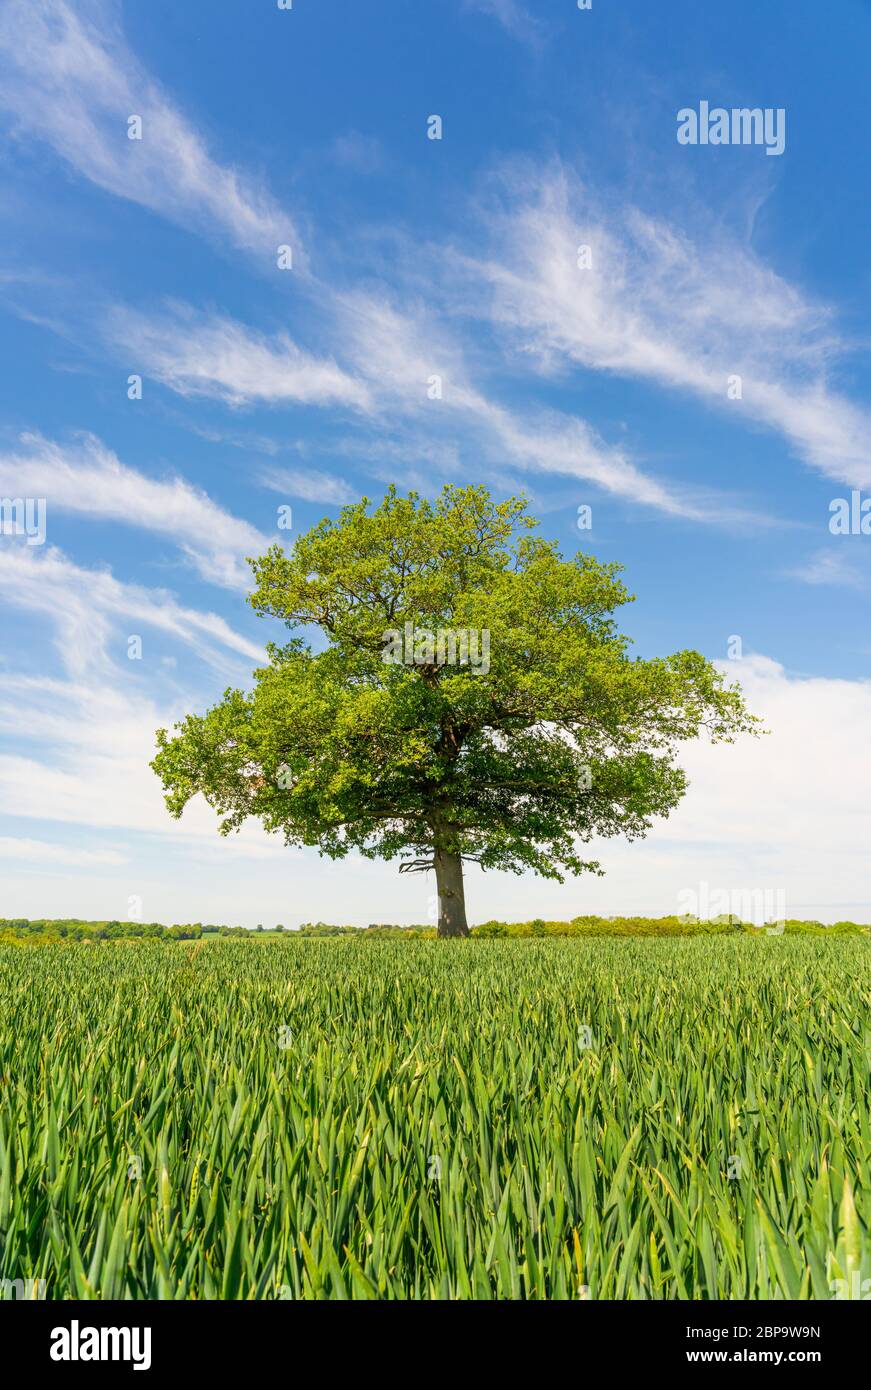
0 653 306 880
0 549 275 856
0 0 301 260
336 290 727 517
0 837 125 866
329 131 385 173
461 167 871 487
0 670 265 841
787 547 867 589
259 466 358 506
106 303 370 410
0 549 282 857
0 545 263 678
95 287 696 516
464 0 544 42
0 432 268 589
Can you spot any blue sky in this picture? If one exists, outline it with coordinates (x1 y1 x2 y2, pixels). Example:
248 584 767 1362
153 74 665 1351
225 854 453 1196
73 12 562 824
1 0 870 927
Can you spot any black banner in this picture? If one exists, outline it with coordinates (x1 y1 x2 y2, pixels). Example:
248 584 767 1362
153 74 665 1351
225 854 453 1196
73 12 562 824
3 1297 864 1376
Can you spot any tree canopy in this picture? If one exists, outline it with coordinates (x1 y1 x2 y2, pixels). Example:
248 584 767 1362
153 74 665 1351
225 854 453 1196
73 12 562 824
152 485 759 935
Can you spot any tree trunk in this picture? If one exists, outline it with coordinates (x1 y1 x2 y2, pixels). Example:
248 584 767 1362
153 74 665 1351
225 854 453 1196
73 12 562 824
434 846 469 937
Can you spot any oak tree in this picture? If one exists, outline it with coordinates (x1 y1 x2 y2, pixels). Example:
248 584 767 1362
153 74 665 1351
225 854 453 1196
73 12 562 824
152 486 758 936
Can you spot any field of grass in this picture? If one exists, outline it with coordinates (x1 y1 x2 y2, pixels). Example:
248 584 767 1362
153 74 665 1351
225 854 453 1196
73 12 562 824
0 936 868 1299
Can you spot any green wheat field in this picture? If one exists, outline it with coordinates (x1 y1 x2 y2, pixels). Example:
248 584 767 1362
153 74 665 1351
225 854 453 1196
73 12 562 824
0 935 868 1299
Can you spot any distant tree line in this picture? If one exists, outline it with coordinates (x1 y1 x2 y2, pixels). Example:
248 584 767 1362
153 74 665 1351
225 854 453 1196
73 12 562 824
0 918 290 942
0 916 866 944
